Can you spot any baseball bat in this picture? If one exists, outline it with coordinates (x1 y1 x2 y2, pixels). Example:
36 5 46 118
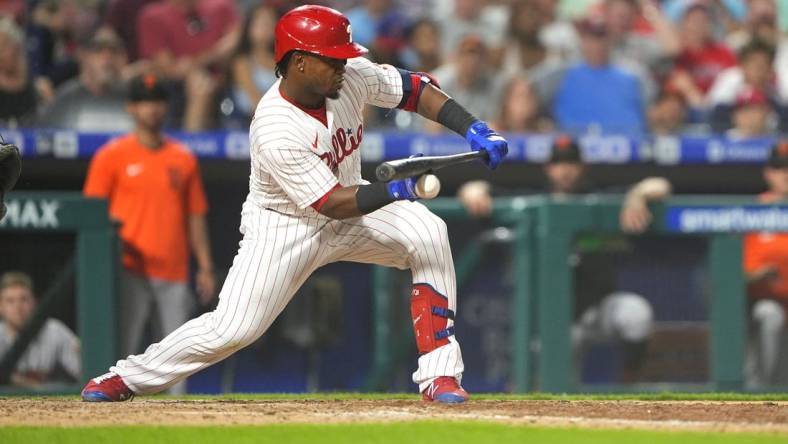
375 151 489 182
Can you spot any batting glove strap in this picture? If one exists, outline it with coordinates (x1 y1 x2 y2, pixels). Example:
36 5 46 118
465 121 509 170
386 177 419 201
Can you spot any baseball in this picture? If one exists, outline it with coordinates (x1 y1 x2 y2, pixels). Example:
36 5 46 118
416 174 441 199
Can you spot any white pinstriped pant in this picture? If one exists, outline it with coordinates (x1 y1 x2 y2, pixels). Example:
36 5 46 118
111 200 463 394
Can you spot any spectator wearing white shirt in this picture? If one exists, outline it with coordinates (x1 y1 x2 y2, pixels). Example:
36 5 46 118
0 271 81 388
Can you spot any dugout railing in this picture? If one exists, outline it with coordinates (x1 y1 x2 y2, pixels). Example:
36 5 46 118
0 192 118 395
368 196 787 393
0 192 779 394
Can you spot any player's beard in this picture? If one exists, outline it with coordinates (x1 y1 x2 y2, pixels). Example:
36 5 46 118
327 82 343 100
137 114 164 132
134 114 165 135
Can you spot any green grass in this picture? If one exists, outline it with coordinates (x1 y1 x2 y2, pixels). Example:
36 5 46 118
3 394 786 443
1 423 785 444
9 392 788 402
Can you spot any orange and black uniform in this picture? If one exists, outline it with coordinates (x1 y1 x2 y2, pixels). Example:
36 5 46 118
83 134 208 282
744 193 788 306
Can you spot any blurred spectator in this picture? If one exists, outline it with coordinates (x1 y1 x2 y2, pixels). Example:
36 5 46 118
0 0 25 24
0 17 37 126
230 3 279 118
666 2 737 110
104 0 158 61
369 10 410 66
137 0 241 130
537 0 582 62
344 0 396 48
26 0 81 102
37 28 133 132
501 1 567 109
429 34 504 129
602 0 680 74
400 18 442 72
709 40 776 105
83 74 215 393
727 88 776 138
435 0 507 66
503 0 546 73
647 85 688 135
708 39 784 131
727 0 780 51
0 271 81 388
743 141 788 386
552 16 648 134
26 0 103 97
491 74 553 133
397 0 433 21
457 136 670 383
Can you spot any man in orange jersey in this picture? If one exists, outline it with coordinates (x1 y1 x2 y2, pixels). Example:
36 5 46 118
83 74 215 387
743 141 788 386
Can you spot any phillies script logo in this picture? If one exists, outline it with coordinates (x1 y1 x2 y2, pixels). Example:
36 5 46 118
320 124 363 170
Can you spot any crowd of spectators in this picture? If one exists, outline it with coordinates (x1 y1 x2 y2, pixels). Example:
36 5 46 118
0 0 787 135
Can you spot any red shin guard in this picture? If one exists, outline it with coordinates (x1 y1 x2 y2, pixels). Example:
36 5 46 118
410 284 455 354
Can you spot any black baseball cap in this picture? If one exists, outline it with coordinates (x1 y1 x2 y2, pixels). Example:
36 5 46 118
548 134 583 164
127 73 169 103
767 141 788 168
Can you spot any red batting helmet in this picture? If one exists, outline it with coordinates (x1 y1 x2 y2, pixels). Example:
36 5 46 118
274 5 368 63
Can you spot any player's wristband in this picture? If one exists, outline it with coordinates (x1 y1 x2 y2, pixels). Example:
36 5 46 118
356 182 395 214
436 99 478 137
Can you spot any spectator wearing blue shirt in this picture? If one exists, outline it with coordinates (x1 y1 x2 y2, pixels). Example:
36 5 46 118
553 15 647 135
344 0 394 48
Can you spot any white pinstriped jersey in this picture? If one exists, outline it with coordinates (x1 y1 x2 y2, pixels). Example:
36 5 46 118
108 56 464 395
247 57 404 217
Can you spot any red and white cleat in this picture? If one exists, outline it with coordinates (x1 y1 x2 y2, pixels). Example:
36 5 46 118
81 372 134 402
421 376 469 404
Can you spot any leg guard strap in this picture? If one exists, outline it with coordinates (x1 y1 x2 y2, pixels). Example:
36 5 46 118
432 306 455 319
411 284 455 354
435 326 455 340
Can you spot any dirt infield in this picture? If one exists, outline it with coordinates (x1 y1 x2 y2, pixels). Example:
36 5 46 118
1 398 787 433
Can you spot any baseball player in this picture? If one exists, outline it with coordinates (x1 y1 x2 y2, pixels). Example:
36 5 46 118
743 141 788 386
81 5 508 404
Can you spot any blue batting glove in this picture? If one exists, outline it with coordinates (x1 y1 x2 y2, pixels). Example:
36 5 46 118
386 153 424 201
387 176 419 201
465 121 508 169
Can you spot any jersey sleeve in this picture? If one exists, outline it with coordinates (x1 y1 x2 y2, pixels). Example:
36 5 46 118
257 145 339 209
83 145 116 198
345 57 403 109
